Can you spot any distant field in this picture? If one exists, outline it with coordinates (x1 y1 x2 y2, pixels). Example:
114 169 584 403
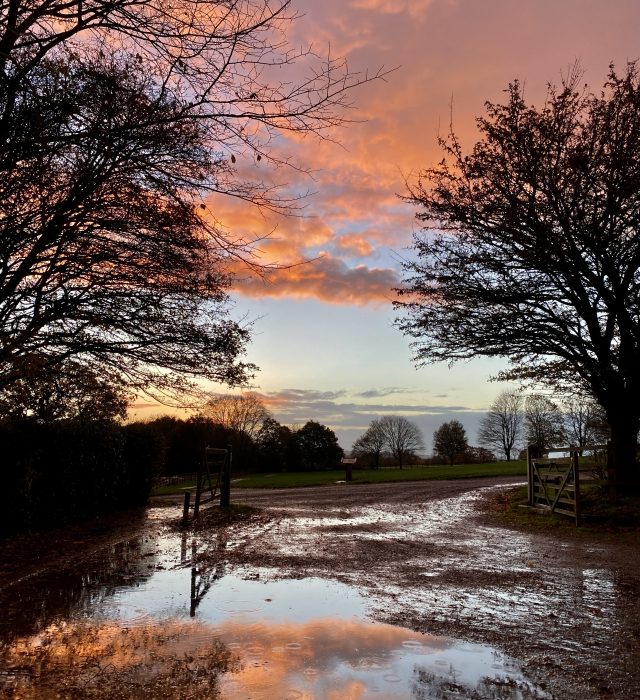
151 461 527 495
234 461 527 489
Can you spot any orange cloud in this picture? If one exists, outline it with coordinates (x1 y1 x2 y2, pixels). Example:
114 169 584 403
335 233 375 257
199 0 640 311
232 254 400 306
350 0 435 17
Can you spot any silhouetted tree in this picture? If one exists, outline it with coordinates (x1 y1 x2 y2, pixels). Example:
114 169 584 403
433 420 468 465
0 1 385 399
292 420 343 471
378 415 424 469
397 64 640 485
563 396 609 449
352 418 387 468
1 54 255 398
478 391 523 461
255 417 293 471
524 395 566 452
0 356 129 422
202 393 270 439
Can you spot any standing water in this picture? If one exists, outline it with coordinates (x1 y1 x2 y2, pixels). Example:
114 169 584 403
0 511 552 699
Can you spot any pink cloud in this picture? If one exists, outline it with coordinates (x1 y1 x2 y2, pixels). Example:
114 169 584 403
200 1 640 310
334 233 375 257
232 254 400 306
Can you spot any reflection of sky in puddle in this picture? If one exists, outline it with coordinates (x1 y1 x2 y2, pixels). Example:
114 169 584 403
101 571 369 625
102 571 550 699
2 566 552 700
0 486 569 699
1 478 633 698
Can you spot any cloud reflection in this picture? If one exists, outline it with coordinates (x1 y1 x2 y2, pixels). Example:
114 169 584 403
1 617 450 699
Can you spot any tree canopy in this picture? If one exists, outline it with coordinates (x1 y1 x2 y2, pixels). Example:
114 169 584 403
351 418 387 469
433 420 468 465
524 395 566 453
397 64 640 479
201 393 270 439
1 54 255 396
0 0 385 401
292 420 343 470
0 356 129 422
377 415 424 469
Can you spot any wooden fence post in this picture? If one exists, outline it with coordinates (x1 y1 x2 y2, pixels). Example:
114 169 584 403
572 449 581 526
220 443 232 508
181 491 191 526
526 444 538 506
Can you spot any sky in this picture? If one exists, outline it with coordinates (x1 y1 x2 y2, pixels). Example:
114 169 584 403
132 0 640 452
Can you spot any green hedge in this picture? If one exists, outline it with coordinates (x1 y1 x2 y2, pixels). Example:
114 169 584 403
0 419 163 536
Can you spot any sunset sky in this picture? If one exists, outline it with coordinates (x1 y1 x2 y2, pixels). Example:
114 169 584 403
133 0 640 451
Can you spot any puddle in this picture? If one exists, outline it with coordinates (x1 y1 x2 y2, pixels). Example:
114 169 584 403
0 521 552 699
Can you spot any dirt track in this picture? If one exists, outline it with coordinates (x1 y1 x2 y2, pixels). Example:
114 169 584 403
2 476 640 698
223 477 640 699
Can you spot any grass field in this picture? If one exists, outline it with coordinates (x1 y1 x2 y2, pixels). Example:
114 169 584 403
151 461 527 495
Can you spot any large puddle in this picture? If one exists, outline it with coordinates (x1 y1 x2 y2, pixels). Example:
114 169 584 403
0 516 553 699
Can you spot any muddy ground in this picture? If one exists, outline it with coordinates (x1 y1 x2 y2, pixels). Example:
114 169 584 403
218 478 640 699
2 476 640 699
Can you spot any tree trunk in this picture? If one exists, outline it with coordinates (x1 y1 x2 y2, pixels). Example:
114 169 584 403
607 407 639 491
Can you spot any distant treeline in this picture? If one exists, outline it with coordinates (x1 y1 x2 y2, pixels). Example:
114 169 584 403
142 415 343 476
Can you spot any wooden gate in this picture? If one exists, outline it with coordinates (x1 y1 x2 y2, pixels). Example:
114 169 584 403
527 445 581 524
527 443 609 525
182 444 232 524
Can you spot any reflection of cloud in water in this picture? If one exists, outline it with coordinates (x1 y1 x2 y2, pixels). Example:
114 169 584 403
1 615 550 699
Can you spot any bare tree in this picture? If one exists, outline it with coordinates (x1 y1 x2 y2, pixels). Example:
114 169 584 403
1 55 258 397
201 393 270 439
563 396 608 449
0 2 387 399
478 391 522 461
378 415 424 469
433 420 468 465
352 419 387 469
396 64 640 485
524 395 566 452
0 1 386 152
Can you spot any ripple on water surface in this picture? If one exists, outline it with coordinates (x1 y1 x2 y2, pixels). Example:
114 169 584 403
1 557 552 699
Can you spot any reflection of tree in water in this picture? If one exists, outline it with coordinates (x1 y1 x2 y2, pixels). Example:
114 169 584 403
411 665 551 700
0 525 235 696
1 620 235 699
0 534 157 642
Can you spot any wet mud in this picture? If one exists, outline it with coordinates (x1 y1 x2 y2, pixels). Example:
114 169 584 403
0 477 638 698
222 479 640 699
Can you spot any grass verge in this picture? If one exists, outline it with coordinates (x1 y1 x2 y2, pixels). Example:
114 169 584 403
151 461 527 495
481 484 640 535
